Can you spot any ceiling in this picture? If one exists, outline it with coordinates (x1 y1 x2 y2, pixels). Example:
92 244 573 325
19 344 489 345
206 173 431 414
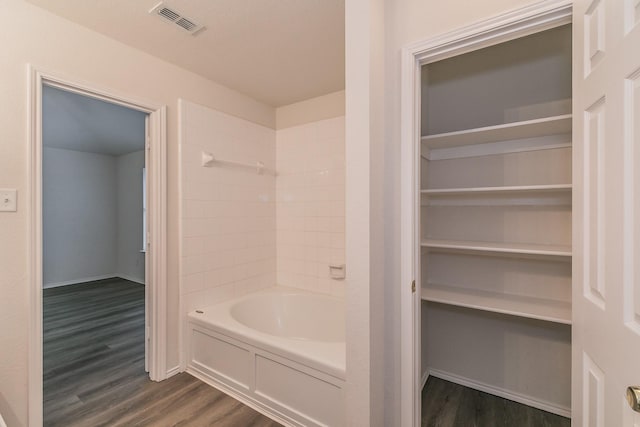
26 0 345 107
43 85 147 156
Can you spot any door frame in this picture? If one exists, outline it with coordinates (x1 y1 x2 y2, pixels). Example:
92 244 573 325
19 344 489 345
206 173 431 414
398 1 572 425
27 65 168 426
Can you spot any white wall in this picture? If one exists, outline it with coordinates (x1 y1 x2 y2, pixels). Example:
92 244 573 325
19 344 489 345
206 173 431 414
0 1 274 424
43 148 145 287
345 0 386 424
276 90 345 129
423 303 572 411
179 99 276 319
43 147 118 287
422 24 572 135
116 150 145 284
276 116 345 296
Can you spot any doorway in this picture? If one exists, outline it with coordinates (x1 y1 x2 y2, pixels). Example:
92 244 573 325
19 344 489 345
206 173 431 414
42 85 147 424
399 3 573 426
28 68 168 426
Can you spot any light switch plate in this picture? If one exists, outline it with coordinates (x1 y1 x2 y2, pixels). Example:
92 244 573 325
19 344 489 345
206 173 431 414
0 189 17 212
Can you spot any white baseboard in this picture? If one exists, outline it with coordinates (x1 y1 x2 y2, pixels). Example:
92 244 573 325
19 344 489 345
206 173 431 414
43 274 116 289
421 371 429 390
43 274 145 289
116 273 145 285
428 368 571 419
166 365 181 378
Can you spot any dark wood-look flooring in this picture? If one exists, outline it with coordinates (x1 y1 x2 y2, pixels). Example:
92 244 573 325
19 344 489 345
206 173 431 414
422 377 570 427
43 278 281 427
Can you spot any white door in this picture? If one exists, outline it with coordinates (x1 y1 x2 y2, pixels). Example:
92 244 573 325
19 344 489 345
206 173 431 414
573 0 640 425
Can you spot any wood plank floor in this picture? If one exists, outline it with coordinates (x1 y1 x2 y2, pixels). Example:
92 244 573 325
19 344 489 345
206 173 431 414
43 278 282 427
422 377 570 427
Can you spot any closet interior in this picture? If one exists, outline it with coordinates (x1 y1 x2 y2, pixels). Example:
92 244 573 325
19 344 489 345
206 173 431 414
419 24 573 416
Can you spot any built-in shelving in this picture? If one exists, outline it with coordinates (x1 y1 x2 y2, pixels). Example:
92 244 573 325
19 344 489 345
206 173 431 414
421 184 573 206
421 283 572 324
418 25 573 413
421 184 572 196
421 239 572 259
421 114 572 150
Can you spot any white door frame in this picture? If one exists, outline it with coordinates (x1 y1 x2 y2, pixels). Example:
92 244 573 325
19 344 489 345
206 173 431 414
399 2 572 425
27 65 168 426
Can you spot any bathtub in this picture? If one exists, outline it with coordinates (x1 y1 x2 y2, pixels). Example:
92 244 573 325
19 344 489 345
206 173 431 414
186 287 346 427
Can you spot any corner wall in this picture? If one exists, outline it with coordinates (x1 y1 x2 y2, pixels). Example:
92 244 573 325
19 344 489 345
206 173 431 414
42 147 118 287
179 99 276 316
178 91 348 303
42 148 146 288
276 90 345 129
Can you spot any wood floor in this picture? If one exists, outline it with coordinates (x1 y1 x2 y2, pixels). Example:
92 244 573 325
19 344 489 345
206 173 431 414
43 278 281 427
422 377 570 427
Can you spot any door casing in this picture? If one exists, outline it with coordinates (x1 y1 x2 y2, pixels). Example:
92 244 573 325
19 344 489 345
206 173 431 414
27 65 168 426
398 1 573 425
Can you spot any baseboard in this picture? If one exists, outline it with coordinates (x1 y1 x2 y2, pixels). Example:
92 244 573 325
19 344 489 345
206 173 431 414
166 365 181 378
421 371 429 390
428 368 571 419
116 273 145 285
43 274 117 289
43 274 147 289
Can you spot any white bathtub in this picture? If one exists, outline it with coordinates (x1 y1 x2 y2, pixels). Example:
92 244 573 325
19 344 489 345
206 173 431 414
186 287 346 427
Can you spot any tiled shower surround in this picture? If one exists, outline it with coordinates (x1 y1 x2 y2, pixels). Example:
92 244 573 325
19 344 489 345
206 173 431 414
180 100 277 312
276 116 345 296
180 100 345 313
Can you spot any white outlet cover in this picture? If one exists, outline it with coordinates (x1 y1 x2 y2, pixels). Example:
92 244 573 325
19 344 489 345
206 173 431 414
0 189 17 212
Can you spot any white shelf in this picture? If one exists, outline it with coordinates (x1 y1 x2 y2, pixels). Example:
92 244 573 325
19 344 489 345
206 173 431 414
421 114 572 150
421 184 572 196
421 239 572 258
422 283 571 324
421 184 573 206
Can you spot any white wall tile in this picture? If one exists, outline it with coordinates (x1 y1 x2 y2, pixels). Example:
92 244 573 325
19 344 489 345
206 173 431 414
276 116 345 295
182 236 204 258
182 272 206 294
181 103 344 308
182 283 237 313
180 100 276 310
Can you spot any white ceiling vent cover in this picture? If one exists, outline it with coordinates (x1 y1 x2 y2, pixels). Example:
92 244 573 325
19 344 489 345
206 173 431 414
149 2 205 35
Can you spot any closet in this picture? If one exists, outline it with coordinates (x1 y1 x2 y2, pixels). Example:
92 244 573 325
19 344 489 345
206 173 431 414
420 24 573 416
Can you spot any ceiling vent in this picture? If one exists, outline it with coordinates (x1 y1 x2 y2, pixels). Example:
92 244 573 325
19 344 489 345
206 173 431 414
149 2 205 35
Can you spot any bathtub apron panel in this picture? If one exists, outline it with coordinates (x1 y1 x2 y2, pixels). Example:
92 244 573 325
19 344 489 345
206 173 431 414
185 288 346 427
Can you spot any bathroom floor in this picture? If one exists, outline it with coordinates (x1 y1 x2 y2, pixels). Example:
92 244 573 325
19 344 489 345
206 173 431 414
43 278 281 427
422 377 571 427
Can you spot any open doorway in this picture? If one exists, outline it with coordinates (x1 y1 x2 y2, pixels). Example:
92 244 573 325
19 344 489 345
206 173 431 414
41 85 148 424
27 68 168 426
